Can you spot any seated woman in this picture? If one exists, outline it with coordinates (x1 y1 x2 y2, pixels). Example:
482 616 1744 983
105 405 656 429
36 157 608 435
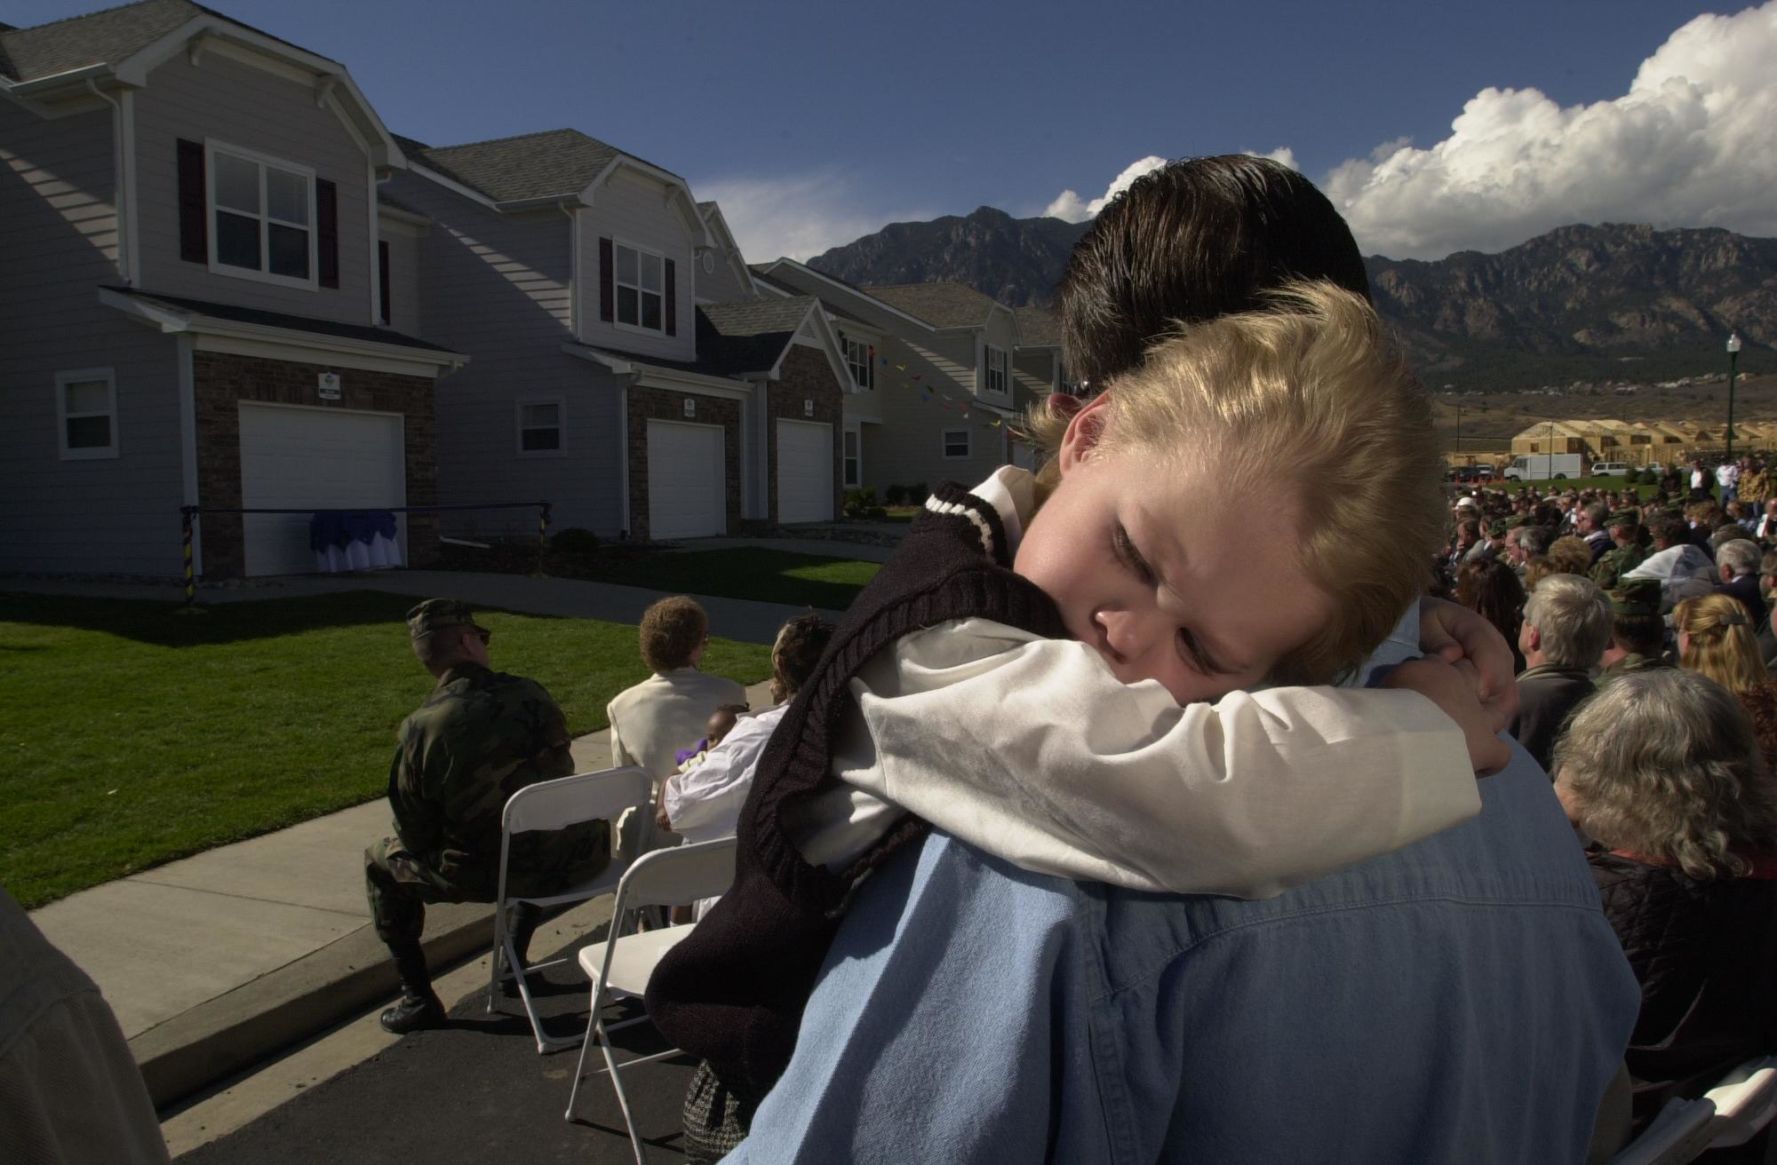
1454 558 1526 674
1551 668 1777 1122
1673 593 1777 766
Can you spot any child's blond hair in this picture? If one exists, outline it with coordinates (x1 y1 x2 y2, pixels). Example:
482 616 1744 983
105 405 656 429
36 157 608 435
1026 280 1443 685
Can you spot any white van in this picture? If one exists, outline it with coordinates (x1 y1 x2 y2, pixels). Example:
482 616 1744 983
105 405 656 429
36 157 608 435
1590 462 1632 477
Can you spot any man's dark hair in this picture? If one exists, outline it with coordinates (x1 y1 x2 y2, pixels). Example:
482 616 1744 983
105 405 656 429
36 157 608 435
1654 517 1691 549
770 613 835 703
1612 616 1666 661
1056 155 1372 389
639 596 709 672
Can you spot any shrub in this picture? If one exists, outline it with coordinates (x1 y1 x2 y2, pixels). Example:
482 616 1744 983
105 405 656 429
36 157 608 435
883 484 908 507
909 482 928 503
550 527 601 554
1638 468 1659 486
842 488 878 519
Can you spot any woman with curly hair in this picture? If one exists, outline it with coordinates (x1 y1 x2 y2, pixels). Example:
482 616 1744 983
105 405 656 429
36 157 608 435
1546 535 1595 578
1673 593 1777 766
1454 558 1526 673
1552 668 1777 1122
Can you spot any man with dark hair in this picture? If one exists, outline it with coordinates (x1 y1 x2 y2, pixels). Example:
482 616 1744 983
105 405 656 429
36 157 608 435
1057 154 1370 390
1576 501 1611 565
366 600 608 1033
725 157 1637 1163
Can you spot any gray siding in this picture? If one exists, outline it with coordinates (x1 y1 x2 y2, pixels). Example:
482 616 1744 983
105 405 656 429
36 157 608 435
694 247 754 304
386 172 620 537
575 168 696 361
134 52 374 323
0 101 185 575
848 333 1007 492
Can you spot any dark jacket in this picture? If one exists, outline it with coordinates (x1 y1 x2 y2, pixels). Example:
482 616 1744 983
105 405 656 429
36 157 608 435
1591 850 1777 1119
1511 665 1595 773
1715 572 1768 629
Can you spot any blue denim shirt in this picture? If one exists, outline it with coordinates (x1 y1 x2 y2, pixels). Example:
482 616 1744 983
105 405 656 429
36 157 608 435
724 609 1641 1163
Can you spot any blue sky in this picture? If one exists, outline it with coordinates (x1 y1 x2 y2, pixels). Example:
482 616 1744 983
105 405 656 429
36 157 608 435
14 0 1776 260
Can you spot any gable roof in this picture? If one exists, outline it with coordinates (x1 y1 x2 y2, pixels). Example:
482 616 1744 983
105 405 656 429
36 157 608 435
1014 305 1061 348
695 297 818 376
863 282 1004 330
401 128 682 204
0 0 320 83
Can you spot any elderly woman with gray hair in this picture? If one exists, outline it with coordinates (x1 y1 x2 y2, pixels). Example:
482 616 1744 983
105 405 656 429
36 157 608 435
1551 668 1777 1122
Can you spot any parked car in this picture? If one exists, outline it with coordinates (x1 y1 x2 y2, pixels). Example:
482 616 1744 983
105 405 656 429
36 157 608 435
1591 461 1632 477
1450 464 1496 483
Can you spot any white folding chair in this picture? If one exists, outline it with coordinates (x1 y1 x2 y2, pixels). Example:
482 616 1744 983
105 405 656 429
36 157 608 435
564 836 739 1164
1608 1097 1718 1165
1704 1055 1777 1150
488 765 653 1053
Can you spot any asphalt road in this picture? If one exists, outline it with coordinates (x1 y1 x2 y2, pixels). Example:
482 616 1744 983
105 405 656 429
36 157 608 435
177 933 699 1165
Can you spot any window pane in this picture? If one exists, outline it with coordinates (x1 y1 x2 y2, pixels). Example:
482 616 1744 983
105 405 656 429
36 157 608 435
616 246 638 284
617 286 638 325
66 414 112 449
268 223 309 278
640 291 661 331
521 428 560 451
638 252 662 293
216 212 261 269
521 403 559 427
265 168 308 225
64 380 111 414
214 152 260 214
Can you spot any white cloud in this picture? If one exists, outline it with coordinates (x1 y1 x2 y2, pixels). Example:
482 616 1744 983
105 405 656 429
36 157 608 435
692 170 934 264
1248 146 1299 171
1327 1 1777 258
1043 155 1167 222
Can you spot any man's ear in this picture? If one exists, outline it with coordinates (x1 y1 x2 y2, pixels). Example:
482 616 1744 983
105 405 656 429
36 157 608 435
1525 624 1542 653
1057 394 1114 477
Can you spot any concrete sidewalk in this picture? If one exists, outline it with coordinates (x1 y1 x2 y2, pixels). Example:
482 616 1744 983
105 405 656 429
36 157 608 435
29 680 775 1109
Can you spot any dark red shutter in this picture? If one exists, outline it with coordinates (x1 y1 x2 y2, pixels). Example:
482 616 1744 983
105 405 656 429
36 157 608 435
598 237 614 322
378 240 391 324
316 179 339 288
176 139 207 263
664 258 677 336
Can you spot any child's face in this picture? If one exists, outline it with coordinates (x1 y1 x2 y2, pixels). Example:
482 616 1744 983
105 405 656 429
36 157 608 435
1015 396 1335 705
706 709 738 745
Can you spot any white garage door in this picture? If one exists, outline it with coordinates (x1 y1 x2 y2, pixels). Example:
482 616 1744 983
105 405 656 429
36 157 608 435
647 420 726 539
776 419 833 524
238 403 405 577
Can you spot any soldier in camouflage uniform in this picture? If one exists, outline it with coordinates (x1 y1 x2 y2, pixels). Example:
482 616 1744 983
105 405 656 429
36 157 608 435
1589 511 1647 591
1598 579 1671 676
366 599 609 1033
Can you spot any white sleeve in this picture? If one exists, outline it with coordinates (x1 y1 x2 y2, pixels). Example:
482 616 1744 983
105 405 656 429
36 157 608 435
606 702 636 770
844 619 1481 898
663 711 781 834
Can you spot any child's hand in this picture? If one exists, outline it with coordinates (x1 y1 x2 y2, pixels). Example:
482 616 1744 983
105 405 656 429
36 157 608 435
1417 597 1519 731
1381 657 1511 776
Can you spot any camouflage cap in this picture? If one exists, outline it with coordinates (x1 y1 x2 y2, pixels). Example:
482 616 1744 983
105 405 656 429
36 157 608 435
1504 515 1528 530
1608 579 1662 619
1488 520 1509 538
406 598 487 640
1607 510 1640 529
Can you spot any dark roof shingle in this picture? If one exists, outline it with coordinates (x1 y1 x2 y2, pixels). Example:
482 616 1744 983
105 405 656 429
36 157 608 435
1014 305 1062 347
107 287 459 353
863 282 1003 329
1 0 331 83
573 298 825 381
404 128 680 203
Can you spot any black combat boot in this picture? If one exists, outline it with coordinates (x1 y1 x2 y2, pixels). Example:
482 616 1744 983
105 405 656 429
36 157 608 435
380 942 446 1034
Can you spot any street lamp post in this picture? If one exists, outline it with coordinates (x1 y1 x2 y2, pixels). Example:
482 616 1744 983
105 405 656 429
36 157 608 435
1726 332 1742 463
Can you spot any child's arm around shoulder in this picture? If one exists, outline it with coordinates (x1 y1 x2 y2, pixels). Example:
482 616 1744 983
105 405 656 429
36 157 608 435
845 618 1486 898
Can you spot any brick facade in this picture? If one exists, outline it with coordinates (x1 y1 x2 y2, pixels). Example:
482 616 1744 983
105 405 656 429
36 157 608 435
192 351 438 578
624 385 742 541
766 346 844 524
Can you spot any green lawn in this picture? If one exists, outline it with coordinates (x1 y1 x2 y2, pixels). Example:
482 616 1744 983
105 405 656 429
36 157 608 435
566 547 881 610
0 591 770 909
1499 475 1663 497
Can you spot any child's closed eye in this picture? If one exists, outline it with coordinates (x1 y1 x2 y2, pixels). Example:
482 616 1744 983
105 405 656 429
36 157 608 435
1112 523 1158 584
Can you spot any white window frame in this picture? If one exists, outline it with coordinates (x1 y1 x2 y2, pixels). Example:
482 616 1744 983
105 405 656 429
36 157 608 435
205 139 318 290
943 428 971 460
843 428 861 486
613 240 666 335
844 337 873 390
57 367 119 460
983 344 1009 397
515 396 567 458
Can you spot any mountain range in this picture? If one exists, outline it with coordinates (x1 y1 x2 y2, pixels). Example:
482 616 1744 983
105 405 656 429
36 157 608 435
806 208 1773 392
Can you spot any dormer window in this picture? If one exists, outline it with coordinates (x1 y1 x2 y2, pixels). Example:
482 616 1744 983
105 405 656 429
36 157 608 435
984 345 1008 396
615 243 665 332
207 142 317 287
